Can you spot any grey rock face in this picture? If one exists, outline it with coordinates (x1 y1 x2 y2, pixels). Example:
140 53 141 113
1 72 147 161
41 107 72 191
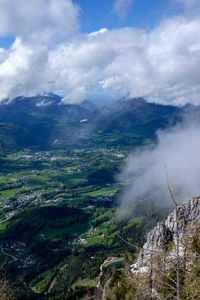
136 197 200 267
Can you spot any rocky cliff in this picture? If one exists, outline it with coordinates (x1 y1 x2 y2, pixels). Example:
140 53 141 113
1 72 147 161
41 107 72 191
101 198 200 299
134 197 200 270
129 197 200 299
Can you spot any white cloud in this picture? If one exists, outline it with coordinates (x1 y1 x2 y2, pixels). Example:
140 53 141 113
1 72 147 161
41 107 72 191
175 0 199 8
112 0 133 20
173 0 200 18
119 121 200 208
0 1 200 105
89 28 108 37
0 0 79 45
57 18 200 105
0 38 49 99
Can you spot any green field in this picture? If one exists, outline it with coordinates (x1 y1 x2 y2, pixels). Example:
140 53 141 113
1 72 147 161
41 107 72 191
84 236 103 247
41 222 90 240
0 187 25 199
81 185 121 197
0 221 7 231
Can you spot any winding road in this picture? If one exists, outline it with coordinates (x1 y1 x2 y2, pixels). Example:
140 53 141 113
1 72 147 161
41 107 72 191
74 219 94 243
46 221 95 294
0 248 18 263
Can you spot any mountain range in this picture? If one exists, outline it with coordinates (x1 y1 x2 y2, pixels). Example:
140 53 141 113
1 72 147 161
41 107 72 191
0 94 194 151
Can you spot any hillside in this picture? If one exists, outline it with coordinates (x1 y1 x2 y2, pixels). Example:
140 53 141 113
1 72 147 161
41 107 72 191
0 95 91 151
0 95 199 299
90 98 182 147
102 197 200 300
0 95 187 151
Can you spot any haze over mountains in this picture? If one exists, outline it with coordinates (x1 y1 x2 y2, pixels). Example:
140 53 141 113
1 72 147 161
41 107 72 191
0 94 192 151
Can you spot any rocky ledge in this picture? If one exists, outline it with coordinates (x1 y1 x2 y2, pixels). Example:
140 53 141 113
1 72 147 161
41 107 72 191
134 197 200 269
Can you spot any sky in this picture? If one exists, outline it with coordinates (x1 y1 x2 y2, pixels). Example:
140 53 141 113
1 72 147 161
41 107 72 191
76 0 170 33
0 0 199 105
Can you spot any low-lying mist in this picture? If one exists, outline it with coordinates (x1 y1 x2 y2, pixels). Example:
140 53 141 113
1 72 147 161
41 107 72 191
119 120 200 212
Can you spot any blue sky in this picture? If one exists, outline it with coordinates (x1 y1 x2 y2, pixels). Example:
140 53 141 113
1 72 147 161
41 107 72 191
0 36 15 49
0 0 182 49
76 0 170 32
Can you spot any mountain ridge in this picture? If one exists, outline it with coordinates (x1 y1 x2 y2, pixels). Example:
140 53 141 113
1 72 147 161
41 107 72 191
0 95 197 151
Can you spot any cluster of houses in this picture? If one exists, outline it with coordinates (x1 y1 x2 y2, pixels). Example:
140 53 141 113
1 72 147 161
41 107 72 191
15 151 55 161
0 241 37 268
78 238 88 244
15 191 42 209
76 226 105 245
87 227 97 235
13 176 27 185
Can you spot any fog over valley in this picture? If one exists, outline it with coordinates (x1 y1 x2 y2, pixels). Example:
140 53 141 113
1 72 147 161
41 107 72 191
119 119 200 210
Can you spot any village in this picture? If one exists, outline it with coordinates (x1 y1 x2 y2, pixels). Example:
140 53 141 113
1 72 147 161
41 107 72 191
77 224 105 245
0 148 125 218
0 147 126 281
0 241 36 268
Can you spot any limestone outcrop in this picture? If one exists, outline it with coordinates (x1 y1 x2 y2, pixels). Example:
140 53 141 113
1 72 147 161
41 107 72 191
134 197 200 269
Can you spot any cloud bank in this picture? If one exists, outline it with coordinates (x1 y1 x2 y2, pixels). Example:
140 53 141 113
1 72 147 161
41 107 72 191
0 0 200 104
175 0 200 9
119 121 200 209
112 0 134 20
0 0 79 45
